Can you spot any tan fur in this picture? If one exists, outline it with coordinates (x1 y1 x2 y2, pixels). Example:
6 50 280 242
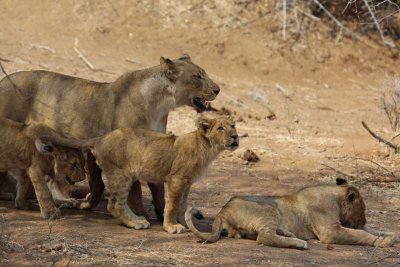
186 180 398 248
0 118 85 219
41 116 238 233
0 55 220 219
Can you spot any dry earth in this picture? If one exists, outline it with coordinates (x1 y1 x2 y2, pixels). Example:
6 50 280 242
0 1 400 266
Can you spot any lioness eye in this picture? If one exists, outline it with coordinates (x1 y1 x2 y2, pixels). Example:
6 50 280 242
217 126 224 131
195 74 203 80
231 124 235 128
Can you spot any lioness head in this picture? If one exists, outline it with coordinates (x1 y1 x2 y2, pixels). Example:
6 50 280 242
160 54 220 113
339 185 366 229
196 116 239 151
35 138 86 185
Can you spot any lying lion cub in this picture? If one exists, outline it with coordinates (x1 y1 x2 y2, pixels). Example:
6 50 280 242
39 116 238 233
186 178 398 248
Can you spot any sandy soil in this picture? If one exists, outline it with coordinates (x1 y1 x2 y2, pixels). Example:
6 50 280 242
0 1 400 266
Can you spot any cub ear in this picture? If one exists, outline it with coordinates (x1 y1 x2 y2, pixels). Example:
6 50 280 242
196 116 211 134
35 138 55 154
178 54 191 62
346 188 359 203
336 177 348 186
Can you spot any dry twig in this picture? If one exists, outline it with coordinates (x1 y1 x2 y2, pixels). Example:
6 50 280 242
361 121 400 153
321 163 357 179
73 38 95 70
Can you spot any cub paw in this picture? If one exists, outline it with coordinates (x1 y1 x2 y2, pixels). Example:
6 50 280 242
123 217 150 230
80 200 92 210
296 240 308 250
56 199 80 209
375 236 396 247
164 223 187 234
42 208 61 220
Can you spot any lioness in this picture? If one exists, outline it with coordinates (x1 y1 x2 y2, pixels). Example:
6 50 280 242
0 118 85 219
186 178 398 248
38 116 238 233
0 55 220 220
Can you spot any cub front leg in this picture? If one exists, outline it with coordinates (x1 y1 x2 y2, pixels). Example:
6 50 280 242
364 226 398 244
164 177 188 234
315 223 395 247
27 165 60 220
106 173 149 230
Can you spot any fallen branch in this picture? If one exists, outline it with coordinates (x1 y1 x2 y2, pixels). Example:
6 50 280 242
0 61 24 97
321 163 357 179
362 0 396 48
73 38 95 70
361 121 400 153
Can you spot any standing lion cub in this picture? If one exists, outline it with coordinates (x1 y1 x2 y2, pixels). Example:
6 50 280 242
38 116 238 233
186 178 398 249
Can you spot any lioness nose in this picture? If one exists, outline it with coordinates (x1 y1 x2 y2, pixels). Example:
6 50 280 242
231 134 238 140
213 86 220 95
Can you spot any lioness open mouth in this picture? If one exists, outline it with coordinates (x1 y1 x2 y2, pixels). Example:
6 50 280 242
65 176 75 185
192 97 208 113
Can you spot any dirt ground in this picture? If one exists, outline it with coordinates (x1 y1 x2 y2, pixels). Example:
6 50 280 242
1 1 400 266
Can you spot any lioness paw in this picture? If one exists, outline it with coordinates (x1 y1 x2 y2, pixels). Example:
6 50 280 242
164 223 187 234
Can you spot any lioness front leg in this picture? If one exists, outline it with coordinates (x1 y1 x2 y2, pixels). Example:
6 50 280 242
13 170 34 209
148 182 165 222
80 152 105 210
127 181 149 220
164 177 187 234
27 166 60 220
107 174 149 230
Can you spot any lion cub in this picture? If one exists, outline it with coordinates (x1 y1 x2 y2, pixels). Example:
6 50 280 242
41 116 238 233
0 118 85 219
186 178 398 248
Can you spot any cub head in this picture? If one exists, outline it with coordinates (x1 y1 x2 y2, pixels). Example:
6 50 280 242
35 138 86 185
196 116 239 151
339 185 367 229
160 54 220 113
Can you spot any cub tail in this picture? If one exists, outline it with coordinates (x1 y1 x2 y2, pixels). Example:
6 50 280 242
185 207 223 243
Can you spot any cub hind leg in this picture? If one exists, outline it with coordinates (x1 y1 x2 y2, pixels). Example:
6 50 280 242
257 232 308 249
106 171 149 230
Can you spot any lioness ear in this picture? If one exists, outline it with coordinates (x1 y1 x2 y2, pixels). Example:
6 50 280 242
160 56 174 66
196 117 211 134
35 138 55 154
336 178 348 186
160 56 178 82
178 54 191 62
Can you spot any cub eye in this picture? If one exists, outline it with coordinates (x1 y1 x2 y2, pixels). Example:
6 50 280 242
71 162 78 168
217 126 224 131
